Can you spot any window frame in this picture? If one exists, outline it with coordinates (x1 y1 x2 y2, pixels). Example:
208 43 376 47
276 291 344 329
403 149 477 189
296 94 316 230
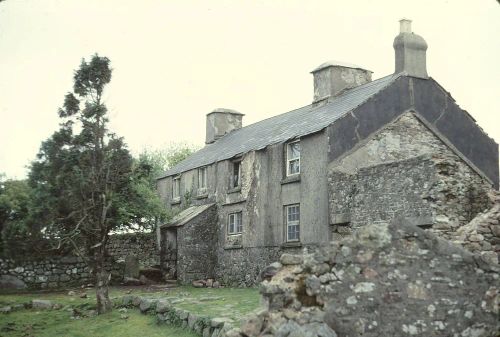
172 176 181 200
285 204 300 242
227 211 243 235
198 166 208 191
286 140 301 177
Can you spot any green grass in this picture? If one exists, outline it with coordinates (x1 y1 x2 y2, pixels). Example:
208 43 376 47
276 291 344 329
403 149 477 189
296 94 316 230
0 309 197 337
0 286 261 336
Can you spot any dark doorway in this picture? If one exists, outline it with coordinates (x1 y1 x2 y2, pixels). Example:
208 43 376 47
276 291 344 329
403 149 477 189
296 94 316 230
161 228 178 280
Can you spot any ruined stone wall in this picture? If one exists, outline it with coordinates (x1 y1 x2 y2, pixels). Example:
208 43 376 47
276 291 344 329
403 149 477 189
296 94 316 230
176 205 218 283
224 221 499 337
456 190 500 265
107 232 158 267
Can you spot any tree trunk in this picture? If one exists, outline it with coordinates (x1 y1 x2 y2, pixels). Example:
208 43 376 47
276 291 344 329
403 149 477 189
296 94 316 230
95 261 112 314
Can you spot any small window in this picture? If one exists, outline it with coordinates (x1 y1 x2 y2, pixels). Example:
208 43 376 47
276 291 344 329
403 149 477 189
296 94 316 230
172 176 181 199
285 204 300 242
231 161 241 188
286 141 300 176
198 167 207 190
228 212 243 235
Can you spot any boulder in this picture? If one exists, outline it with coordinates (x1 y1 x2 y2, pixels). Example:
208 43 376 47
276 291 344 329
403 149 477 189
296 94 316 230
123 277 142 286
0 275 27 289
32 299 53 310
124 255 139 279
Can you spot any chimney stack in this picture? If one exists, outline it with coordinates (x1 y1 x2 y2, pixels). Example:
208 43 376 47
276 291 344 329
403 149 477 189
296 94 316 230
393 19 428 78
311 61 372 104
205 108 244 144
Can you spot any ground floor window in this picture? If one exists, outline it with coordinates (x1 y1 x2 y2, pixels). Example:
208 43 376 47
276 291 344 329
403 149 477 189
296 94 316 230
228 212 243 235
285 204 300 242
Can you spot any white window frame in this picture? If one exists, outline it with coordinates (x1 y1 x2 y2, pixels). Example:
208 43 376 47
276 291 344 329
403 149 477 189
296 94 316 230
198 166 207 193
286 140 300 176
285 204 300 242
227 212 243 235
231 161 241 188
172 176 181 200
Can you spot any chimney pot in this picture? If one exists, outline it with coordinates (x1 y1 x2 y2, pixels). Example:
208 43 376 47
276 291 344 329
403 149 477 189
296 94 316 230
399 19 412 33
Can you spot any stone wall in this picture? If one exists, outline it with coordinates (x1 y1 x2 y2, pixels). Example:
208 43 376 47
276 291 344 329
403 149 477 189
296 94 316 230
456 190 500 265
0 232 156 290
0 256 122 290
215 246 301 287
107 232 158 267
329 155 435 230
176 205 218 283
224 221 499 337
328 153 494 258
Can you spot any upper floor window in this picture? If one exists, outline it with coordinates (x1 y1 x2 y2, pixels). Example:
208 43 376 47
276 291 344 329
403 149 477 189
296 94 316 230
198 167 207 191
285 204 300 242
286 140 300 176
172 176 181 200
228 212 243 235
231 161 241 188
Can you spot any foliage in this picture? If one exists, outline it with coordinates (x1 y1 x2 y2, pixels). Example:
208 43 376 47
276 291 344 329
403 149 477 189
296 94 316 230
26 54 164 313
133 143 198 228
137 143 198 186
0 177 34 256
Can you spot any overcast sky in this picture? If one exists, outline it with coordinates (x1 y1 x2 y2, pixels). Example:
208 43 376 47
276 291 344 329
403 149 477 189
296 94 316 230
1 0 499 179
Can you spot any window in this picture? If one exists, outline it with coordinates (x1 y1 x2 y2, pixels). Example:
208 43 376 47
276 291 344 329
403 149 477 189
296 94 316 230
231 161 241 188
228 212 243 235
286 140 300 176
198 167 207 191
286 204 300 242
172 176 180 199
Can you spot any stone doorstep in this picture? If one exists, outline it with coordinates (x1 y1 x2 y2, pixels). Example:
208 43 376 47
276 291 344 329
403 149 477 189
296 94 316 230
119 295 235 337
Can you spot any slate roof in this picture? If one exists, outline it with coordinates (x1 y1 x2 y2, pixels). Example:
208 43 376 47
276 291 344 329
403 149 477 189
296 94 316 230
159 73 402 179
160 203 215 228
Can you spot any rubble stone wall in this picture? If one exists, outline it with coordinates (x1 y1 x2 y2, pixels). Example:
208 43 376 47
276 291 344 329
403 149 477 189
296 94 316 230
107 232 158 267
0 232 156 290
224 221 499 337
215 246 303 287
176 205 219 283
328 154 495 261
0 256 122 290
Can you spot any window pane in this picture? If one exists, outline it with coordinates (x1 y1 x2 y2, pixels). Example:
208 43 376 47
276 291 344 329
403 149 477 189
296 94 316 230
199 168 207 188
288 142 300 160
233 162 240 187
236 212 242 233
286 205 300 241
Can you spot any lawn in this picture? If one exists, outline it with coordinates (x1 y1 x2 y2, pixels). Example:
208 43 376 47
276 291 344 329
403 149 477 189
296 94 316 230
0 286 260 337
0 309 196 337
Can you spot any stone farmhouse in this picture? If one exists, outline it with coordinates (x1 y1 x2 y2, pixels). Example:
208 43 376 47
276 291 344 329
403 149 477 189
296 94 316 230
156 20 499 286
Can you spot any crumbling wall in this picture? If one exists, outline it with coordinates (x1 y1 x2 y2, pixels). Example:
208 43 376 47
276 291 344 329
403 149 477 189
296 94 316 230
455 190 500 265
224 221 499 337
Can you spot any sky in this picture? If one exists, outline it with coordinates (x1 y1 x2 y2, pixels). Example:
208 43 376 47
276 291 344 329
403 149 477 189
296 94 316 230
0 0 499 179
